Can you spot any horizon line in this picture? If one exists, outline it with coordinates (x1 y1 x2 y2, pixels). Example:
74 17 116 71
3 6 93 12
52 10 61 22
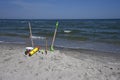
0 18 120 20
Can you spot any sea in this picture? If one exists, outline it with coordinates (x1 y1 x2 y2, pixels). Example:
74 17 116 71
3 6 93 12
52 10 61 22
0 19 120 53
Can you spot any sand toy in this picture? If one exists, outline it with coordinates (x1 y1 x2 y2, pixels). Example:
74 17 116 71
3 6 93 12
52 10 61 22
25 47 33 55
29 46 40 56
50 21 59 51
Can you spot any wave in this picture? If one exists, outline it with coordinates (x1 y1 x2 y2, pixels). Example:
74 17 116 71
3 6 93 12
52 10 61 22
31 36 46 39
0 41 4 43
0 40 25 44
64 30 71 33
0 33 28 38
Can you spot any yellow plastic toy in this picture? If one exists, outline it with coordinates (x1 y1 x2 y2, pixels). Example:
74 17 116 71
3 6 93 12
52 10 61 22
29 46 40 56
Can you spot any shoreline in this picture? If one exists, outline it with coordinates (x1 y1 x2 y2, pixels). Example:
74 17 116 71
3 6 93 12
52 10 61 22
0 35 120 54
0 42 120 60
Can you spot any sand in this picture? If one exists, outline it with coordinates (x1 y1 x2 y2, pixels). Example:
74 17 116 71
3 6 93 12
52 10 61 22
0 43 120 80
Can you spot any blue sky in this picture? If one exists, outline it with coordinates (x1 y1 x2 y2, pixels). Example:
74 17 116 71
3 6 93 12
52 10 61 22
0 0 120 19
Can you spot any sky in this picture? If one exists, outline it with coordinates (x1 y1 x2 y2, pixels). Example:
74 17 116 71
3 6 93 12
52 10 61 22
0 0 120 19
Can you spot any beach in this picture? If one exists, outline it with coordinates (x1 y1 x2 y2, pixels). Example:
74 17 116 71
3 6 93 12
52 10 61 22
0 43 120 80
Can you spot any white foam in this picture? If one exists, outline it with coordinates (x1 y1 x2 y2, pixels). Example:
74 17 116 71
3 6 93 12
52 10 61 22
64 30 71 33
0 41 4 43
0 41 25 44
31 36 46 39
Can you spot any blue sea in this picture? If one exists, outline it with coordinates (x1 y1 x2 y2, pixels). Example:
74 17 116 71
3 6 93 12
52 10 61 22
0 19 120 53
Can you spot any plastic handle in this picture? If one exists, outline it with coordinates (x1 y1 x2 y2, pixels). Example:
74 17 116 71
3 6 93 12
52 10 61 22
56 21 59 29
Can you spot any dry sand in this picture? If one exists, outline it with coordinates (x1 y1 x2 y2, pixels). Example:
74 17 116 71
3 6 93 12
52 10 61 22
0 43 120 80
